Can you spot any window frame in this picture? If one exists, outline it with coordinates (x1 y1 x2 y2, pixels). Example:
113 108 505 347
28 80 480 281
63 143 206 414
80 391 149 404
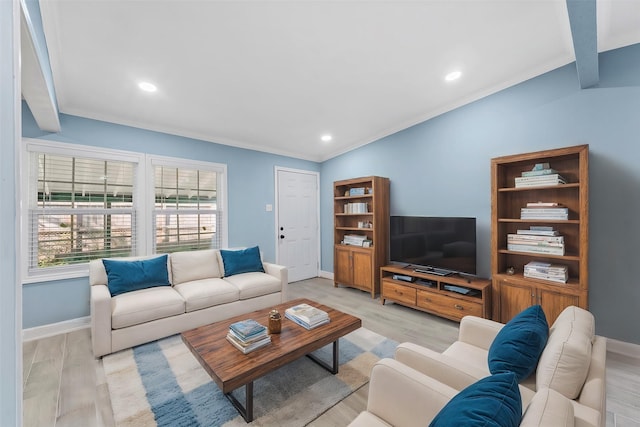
147 154 228 255
21 139 228 283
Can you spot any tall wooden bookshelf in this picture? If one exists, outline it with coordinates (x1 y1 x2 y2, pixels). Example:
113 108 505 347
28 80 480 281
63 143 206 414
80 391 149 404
334 176 390 298
491 145 589 324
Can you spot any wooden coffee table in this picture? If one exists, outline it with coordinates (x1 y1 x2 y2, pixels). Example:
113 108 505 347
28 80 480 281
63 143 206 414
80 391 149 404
181 298 362 422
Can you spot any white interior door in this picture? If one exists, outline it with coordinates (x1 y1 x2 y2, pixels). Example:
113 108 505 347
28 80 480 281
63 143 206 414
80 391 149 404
276 168 319 282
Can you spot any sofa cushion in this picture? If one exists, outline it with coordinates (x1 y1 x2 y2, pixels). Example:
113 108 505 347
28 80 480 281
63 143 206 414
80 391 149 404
488 305 549 382
520 388 574 427
551 306 595 340
170 249 223 285
173 278 240 312
111 286 185 329
103 255 170 296
220 246 265 277
429 371 522 427
443 341 491 373
536 321 592 399
222 272 281 299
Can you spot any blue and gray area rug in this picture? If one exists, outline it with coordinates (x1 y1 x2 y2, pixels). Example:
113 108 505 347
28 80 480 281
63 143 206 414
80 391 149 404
103 327 398 426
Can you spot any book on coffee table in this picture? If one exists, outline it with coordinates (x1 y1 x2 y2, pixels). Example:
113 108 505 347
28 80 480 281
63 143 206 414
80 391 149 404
229 319 267 340
227 319 271 353
285 303 330 330
226 333 271 354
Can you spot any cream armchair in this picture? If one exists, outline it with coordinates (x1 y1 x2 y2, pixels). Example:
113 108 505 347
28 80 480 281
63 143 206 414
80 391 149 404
350 358 580 427
394 306 606 427
348 358 458 427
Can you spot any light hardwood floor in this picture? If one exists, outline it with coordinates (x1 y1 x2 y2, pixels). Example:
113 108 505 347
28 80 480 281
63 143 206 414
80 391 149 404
23 277 640 427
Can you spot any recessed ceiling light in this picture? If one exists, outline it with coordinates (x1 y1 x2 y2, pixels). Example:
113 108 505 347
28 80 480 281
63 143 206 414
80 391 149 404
321 134 333 142
445 71 462 82
138 81 157 92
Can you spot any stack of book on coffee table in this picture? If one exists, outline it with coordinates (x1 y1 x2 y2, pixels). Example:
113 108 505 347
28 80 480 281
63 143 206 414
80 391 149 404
285 303 330 330
226 319 271 354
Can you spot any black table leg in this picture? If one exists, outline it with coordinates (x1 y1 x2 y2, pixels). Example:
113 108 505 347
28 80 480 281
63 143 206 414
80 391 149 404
226 381 254 423
226 340 340 422
306 339 339 374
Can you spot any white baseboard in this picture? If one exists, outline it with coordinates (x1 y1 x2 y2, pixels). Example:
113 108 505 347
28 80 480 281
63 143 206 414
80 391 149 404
19 312 640 361
606 337 640 359
318 270 334 280
22 316 91 342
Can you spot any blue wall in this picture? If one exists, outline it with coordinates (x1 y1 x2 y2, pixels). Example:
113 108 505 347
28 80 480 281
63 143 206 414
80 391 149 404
321 44 640 344
22 106 320 328
22 44 640 345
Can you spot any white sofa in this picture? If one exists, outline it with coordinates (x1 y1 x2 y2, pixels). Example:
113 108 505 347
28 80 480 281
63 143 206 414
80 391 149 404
89 248 288 357
351 305 606 427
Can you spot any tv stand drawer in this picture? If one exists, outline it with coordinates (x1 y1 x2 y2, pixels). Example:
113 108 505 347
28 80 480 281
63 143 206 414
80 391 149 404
380 265 491 321
417 290 483 320
382 280 417 305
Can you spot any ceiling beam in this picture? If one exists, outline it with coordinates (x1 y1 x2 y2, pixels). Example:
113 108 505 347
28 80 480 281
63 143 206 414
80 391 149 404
20 0 60 132
566 0 598 88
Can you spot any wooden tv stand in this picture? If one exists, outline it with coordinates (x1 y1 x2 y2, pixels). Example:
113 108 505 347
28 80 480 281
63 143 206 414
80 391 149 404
380 265 492 322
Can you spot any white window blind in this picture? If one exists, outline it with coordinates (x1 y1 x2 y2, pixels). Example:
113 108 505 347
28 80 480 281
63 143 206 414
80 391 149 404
23 140 227 281
153 164 223 253
28 152 137 272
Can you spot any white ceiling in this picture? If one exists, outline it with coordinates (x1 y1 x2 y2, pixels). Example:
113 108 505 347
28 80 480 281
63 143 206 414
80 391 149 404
35 0 640 162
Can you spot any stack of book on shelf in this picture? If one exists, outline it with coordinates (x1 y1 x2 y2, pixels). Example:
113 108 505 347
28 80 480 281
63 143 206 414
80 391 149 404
285 303 330 330
226 319 271 354
517 225 559 236
524 261 568 283
343 202 368 213
507 232 565 256
515 163 566 188
520 202 569 220
343 234 368 246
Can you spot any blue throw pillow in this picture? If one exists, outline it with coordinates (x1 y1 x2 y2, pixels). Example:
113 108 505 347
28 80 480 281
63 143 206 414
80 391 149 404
429 372 522 427
488 304 549 381
103 255 170 297
220 246 265 277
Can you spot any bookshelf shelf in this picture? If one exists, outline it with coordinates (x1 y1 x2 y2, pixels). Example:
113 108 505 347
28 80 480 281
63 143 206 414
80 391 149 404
498 219 580 224
491 145 589 324
335 194 374 200
497 182 580 192
333 176 389 298
498 250 581 261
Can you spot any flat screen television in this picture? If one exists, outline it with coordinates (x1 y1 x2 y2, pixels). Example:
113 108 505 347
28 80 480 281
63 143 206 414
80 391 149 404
389 216 476 276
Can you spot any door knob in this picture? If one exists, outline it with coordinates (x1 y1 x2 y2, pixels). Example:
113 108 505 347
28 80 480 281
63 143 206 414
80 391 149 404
280 235 285 239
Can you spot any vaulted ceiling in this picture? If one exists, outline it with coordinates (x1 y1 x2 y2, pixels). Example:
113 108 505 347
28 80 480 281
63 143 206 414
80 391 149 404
23 1 640 161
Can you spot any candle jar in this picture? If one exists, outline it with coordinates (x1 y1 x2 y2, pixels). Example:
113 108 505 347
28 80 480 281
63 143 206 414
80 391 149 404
268 309 282 334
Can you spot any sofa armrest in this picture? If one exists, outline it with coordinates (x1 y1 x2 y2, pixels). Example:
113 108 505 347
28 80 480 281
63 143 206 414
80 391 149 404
90 284 112 358
363 358 458 427
577 335 607 423
458 315 504 350
263 262 288 301
395 342 487 390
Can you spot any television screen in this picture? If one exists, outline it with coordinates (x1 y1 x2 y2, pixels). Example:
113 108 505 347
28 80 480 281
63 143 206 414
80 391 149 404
389 216 476 276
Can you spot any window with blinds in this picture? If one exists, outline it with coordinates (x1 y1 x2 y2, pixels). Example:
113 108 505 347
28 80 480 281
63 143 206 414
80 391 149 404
24 140 228 280
153 165 222 253
28 153 137 272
